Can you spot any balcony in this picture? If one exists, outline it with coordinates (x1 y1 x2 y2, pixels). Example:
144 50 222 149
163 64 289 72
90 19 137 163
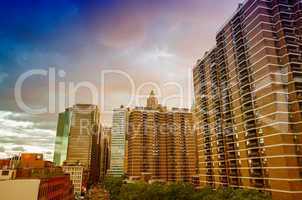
238 61 248 69
226 135 234 143
225 127 233 135
219 169 227 175
254 180 265 188
204 143 211 149
218 154 225 160
206 170 213 175
247 139 258 148
237 53 247 64
242 103 253 112
251 169 262 177
206 163 212 168
295 82 302 90
228 152 236 159
228 144 235 151
205 150 211 155
243 111 254 120
291 63 302 72
207 176 214 182
241 90 252 98
230 170 238 176
246 130 257 138
240 78 250 88
229 160 237 168
217 134 224 140
245 121 256 130
230 178 239 186
251 160 262 167
248 149 259 157
219 162 226 168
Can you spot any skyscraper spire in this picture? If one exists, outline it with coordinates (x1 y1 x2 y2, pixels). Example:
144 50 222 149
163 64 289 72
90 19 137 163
146 90 158 109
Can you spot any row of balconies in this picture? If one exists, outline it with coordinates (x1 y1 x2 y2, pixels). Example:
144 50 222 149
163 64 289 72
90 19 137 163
237 52 247 64
234 38 245 50
227 144 236 151
241 94 253 104
291 63 302 71
240 77 250 88
295 82 302 90
243 111 255 121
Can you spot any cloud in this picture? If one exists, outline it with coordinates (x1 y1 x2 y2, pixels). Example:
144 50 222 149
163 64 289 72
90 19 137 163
0 146 5 152
0 110 56 161
11 146 25 152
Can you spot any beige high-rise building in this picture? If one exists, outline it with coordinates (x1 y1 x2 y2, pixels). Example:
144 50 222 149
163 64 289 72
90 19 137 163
127 91 196 182
66 104 101 184
193 0 302 200
108 106 129 177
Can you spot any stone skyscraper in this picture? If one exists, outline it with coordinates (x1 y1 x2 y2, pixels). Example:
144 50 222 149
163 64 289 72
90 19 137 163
65 104 101 184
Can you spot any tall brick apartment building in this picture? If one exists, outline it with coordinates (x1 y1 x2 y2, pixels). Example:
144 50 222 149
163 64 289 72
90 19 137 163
127 91 197 182
193 0 302 199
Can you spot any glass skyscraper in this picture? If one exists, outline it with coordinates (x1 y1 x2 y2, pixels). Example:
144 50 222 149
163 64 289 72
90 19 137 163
53 108 72 166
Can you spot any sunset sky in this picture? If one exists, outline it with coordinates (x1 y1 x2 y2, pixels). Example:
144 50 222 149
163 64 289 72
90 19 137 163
0 0 243 160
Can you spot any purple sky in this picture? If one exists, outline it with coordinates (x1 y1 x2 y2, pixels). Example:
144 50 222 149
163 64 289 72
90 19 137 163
0 0 243 160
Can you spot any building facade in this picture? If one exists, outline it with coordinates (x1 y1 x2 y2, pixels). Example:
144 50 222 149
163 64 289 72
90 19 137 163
127 91 196 182
62 164 85 195
100 127 111 181
66 104 102 184
193 0 302 199
0 153 74 200
108 106 129 177
54 108 73 166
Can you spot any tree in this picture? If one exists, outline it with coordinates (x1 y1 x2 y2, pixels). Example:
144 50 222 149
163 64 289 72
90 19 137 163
164 182 195 200
119 182 148 200
103 176 124 200
104 178 271 200
144 183 166 200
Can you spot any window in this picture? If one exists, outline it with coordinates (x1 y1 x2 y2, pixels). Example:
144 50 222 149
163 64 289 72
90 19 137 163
1 171 9 176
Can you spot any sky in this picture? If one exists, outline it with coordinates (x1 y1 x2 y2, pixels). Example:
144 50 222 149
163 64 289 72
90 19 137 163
0 0 243 160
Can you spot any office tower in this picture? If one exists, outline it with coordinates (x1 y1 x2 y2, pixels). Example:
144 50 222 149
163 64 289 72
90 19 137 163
108 106 128 177
100 127 111 181
65 104 101 184
127 91 196 182
53 108 72 166
193 1 302 200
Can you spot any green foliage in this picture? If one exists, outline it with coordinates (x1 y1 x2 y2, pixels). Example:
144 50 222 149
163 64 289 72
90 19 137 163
164 182 195 200
103 177 271 200
103 176 124 200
